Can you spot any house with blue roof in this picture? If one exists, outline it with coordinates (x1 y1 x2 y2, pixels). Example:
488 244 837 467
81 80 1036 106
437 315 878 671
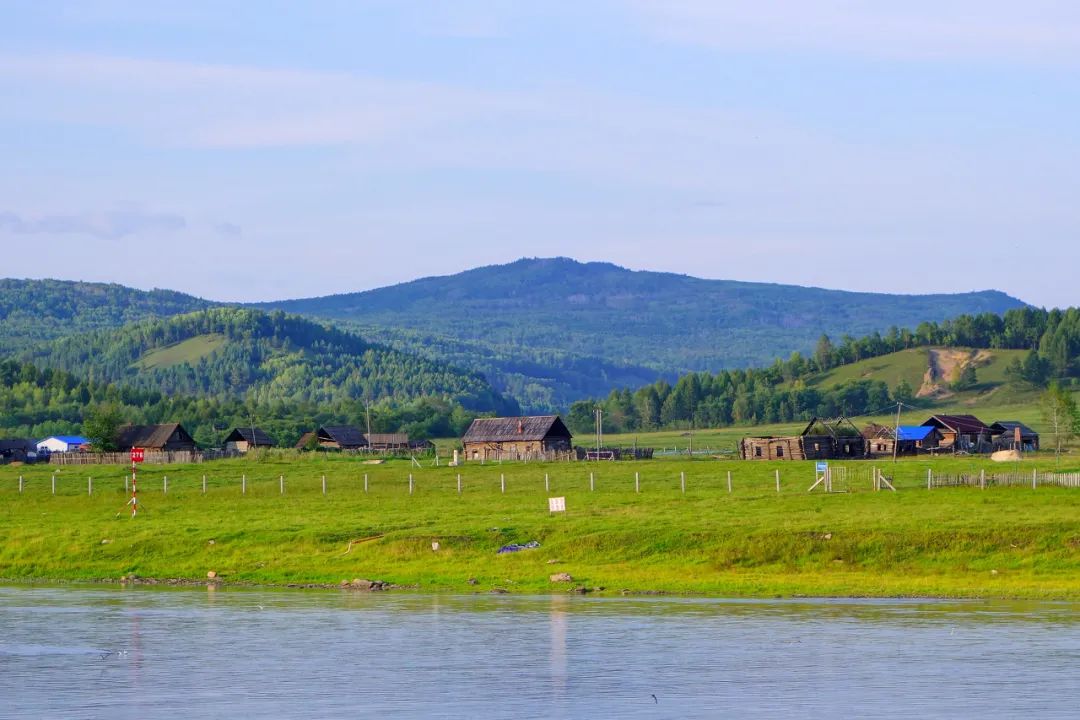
36 435 89 454
865 424 942 457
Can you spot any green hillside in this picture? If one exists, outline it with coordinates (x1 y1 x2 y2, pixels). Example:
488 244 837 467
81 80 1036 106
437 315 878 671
19 307 517 413
0 278 209 352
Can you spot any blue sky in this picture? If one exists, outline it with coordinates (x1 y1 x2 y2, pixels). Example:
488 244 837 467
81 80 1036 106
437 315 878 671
2 2 1078 306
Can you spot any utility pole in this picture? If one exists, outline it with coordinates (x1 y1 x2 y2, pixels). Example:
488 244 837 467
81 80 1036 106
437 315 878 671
892 401 902 464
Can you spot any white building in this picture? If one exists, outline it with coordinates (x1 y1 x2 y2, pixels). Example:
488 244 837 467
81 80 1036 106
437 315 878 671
36 435 89 454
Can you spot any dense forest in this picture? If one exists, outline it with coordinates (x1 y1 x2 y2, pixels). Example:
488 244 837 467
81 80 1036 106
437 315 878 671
19 307 517 414
0 359 483 446
0 278 208 351
565 307 1080 435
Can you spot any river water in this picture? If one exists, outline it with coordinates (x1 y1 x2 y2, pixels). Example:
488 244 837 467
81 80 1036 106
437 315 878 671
0 587 1077 719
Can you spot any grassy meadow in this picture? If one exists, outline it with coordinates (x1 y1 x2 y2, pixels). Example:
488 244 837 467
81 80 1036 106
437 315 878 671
2 451 1079 599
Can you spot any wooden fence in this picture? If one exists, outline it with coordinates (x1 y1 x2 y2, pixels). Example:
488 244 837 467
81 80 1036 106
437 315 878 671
48 450 240 465
928 470 1080 489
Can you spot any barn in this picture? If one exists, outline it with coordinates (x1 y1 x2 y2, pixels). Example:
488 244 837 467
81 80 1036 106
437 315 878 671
461 416 573 461
115 423 197 452
36 435 90 454
990 421 1039 452
920 415 992 453
224 427 274 453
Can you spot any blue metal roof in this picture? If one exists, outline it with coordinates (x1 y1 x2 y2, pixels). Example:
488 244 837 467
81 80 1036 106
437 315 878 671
897 426 935 441
40 435 89 444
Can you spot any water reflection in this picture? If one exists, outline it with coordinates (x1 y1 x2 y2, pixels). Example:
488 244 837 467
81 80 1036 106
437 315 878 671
0 586 1077 719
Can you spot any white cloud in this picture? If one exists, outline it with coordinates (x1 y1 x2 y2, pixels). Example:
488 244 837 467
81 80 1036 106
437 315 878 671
625 1 1080 65
0 209 186 239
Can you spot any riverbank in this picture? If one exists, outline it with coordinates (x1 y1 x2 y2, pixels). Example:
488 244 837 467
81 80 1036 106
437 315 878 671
1 456 1078 599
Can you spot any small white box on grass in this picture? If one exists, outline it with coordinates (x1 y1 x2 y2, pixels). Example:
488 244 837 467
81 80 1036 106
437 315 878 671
548 496 566 513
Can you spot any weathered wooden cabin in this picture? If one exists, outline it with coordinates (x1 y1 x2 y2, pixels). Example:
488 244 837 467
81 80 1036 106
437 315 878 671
990 421 1039 452
0 438 37 463
920 415 992 453
864 424 941 457
461 416 573 461
741 416 867 461
224 427 274 453
294 426 367 451
365 433 410 452
115 423 197 452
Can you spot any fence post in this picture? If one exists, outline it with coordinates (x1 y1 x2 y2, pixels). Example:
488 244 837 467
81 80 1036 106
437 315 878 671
590 472 594 492
322 475 326 495
125 475 129 492
52 473 56 495
364 473 368 493
873 466 878 491
163 475 167 494
409 474 414 495
501 473 505 494
927 469 932 490
775 469 780 493
242 474 246 495
635 471 640 493
19 475 23 493
727 470 732 494
681 471 686 494
980 469 986 490
545 473 549 492
1033 469 1037 490
457 473 462 494
202 475 207 494
88 477 92 496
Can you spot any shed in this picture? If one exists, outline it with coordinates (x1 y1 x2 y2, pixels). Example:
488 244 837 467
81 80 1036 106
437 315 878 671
36 435 90 454
115 423 197 452
741 416 867 461
223 427 274 453
990 421 1039 452
295 426 367 451
461 416 573 461
921 415 992 453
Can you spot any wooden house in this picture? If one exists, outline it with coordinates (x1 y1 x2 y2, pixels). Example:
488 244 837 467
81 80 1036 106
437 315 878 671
294 426 367 451
920 415 992 453
115 423 196 452
461 416 573 461
223 427 274 453
741 416 867 461
990 421 1039 452
864 425 941 457
365 433 410 452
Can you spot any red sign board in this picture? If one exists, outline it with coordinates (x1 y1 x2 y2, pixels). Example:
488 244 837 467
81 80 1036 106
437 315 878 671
130 448 145 463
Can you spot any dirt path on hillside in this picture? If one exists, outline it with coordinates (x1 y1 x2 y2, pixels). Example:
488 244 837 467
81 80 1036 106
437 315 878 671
917 348 973 399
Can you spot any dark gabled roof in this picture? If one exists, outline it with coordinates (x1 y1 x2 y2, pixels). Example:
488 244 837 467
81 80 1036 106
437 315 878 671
0 438 35 452
115 423 194 449
462 415 572 443
319 425 367 447
365 433 409 445
801 416 862 438
224 427 274 446
922 415 991 434
990 420 1038 437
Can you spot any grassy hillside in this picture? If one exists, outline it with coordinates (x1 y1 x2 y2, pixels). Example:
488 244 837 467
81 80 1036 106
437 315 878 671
2 454 1078 598
135 333 227 370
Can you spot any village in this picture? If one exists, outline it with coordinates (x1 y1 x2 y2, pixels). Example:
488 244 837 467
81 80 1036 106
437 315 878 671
0 409 1041 466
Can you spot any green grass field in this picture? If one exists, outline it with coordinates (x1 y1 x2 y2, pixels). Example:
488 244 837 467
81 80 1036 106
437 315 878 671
2 453 1078 599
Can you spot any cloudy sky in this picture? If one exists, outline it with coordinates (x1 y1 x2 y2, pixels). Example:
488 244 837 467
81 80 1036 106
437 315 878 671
3 2 1078 306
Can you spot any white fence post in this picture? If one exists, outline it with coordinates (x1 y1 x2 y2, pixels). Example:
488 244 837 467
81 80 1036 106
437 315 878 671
590 472 595 492
727 470 732 494
19 475 23 493
52 473 56 495
364 473 369 493
242 474 246 495
635 471 640 493
409 474 414 495
163 475 167 494
88 477 92 496
775 469 780 493
545 473 549 492
457 473 462 494
681 471 686 494
980 469 986 490
1033 469 1037 490
501 473 505 493
202 474 207 494
927 469 932 489
322 475 326 495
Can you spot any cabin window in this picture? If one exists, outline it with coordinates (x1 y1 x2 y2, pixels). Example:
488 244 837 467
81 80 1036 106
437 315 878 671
844 443 852 455
754 446 762 457
814 443 820 452
776 446 784 458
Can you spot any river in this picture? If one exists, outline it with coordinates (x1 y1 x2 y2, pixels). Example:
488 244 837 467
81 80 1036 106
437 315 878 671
1 587 1077 719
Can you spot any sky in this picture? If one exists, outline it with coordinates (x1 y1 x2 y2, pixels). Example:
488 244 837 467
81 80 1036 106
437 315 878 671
2 1 1079 306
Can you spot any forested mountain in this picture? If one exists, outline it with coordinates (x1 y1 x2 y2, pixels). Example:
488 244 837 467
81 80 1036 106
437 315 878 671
567 306 1079 435
0 261 1028 411
18 307 516 415
257 257 1027 409
0 278 209 351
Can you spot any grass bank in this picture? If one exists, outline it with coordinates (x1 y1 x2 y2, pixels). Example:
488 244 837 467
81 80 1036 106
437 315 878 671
1 455 1078 598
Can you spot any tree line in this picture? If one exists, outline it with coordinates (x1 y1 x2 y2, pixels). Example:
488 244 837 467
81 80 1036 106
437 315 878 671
566 306 1080 435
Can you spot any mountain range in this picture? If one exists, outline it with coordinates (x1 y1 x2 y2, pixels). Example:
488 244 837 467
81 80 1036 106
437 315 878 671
0 258 1027 411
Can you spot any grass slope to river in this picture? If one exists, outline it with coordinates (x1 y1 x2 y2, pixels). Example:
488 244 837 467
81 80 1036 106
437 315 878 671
2 455 1078 599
